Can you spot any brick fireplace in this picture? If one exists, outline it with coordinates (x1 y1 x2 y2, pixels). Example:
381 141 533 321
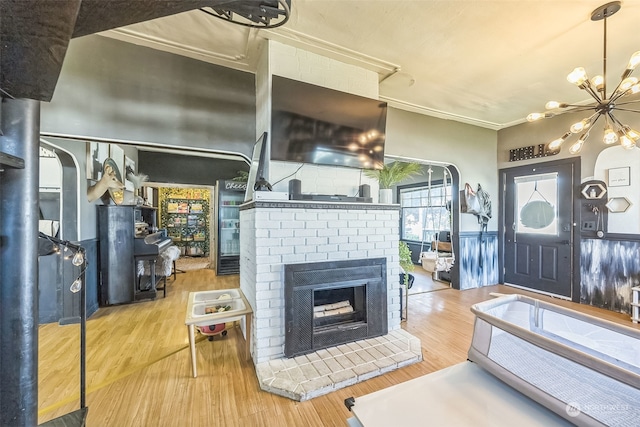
239 200 402 364
240 200 422 400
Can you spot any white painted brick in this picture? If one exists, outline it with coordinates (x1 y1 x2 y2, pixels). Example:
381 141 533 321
269 212 295 221
270 317 283 328
270 299 283 308
327 252 349 260
358 213 376 220
318 212 339 220
256 318 271 329
338 228 358 236
269 281 282 290
339 243 358 252
338 212 358 220
295 212 318 221
270 229 294 238
358 228 377 236
357 242 375 251
251 260 271 273
294 245 316 254
256 237 284 247
256 255 282 265
256 290 281 301
256 300 270 310
375 241 392 249
367 249 386 258
366 220 384 228
284 236 306 246
305 252 328 262
367 234 385 242
317 244 338 253
317 228 339 237
375 213 393 221
281 253 306 264
327 220 345 229
306 237 328 246
292 228 317 237
328 236 349 244
349 235 367 243
305 220 327 229
270 246 294 256
256 247 270 256
256 229 269 238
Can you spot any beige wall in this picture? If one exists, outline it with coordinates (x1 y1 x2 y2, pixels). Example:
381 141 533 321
385 108 498 232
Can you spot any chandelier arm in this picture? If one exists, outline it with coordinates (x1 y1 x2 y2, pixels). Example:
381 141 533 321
608 112 625 130
582 86 603 103
612 107 640 113
614 99 640 106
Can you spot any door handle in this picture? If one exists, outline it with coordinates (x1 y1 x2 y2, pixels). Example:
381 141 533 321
556 240 570 245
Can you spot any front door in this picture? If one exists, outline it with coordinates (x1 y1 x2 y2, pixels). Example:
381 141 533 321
500 159 578 299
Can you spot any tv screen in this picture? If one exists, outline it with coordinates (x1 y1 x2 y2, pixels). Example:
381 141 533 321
271 76 387 170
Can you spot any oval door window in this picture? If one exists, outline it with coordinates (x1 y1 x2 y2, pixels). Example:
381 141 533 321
520 200 555 229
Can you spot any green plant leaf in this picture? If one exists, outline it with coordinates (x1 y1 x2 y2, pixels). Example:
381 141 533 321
364 162 422 189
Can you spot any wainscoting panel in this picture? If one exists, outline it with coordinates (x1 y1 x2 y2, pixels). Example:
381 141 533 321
581 238 640 314
458 232 498 290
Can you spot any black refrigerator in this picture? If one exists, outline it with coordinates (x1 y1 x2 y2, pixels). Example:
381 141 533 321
215 180 246 275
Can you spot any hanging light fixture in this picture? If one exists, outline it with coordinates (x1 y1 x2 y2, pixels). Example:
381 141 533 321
200 0 291 28
527 2 640 154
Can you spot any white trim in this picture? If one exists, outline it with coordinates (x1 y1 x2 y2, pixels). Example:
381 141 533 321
39 138 81 240
381 96 504 131
99 29 254 73
261 27 400 78
39 132 250 164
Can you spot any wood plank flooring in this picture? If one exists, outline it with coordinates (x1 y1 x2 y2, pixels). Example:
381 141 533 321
38 270 638 426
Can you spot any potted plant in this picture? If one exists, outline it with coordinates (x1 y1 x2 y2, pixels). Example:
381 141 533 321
365 161 422 203
399 240 415 289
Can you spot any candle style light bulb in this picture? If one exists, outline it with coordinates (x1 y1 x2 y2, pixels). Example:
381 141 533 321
567 67 588 86
70 278 82 293
627 51 640 70
591 75 605 91
548 132 571 150
527 113 544 122
621 135 636 149
603 128 618 144
620 77 638 92
570 118 591 134
72 251 84 266
569 135 587 154
545 101 561 109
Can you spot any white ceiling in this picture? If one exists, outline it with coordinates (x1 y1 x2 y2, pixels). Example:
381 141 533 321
100 0 640 131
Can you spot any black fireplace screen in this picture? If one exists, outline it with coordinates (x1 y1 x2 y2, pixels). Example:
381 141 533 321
284 258 387 357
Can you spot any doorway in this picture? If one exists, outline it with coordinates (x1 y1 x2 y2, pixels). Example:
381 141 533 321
499 158 580 301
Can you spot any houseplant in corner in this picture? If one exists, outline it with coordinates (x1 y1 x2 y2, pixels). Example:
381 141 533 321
365 161 422 203
399 240 415 289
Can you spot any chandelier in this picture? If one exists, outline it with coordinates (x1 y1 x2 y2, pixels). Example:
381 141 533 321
527 1 640 154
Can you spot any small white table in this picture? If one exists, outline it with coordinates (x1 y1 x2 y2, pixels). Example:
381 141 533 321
185 288 252 377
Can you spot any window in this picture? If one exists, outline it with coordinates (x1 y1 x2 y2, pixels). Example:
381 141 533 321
400 184 451 242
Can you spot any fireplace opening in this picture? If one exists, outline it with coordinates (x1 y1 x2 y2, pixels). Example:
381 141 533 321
313 285 366 330
285 258 387 357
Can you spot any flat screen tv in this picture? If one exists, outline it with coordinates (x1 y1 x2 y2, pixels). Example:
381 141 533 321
271 76 387 170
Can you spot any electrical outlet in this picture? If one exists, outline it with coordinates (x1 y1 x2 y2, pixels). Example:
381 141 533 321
582 221 596 231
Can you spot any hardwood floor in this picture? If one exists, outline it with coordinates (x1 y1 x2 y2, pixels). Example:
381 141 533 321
38 270 638 426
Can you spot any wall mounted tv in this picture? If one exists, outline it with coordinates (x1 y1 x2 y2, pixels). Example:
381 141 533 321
271 75 387 170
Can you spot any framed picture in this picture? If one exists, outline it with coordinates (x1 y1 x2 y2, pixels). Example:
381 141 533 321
86 142 109 181
124 156 136 191
607 167 630 187
110 144 125 178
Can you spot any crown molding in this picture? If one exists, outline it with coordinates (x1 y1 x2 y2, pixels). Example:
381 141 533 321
100 28 255 73
380 96 505 131
261 27 400 79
